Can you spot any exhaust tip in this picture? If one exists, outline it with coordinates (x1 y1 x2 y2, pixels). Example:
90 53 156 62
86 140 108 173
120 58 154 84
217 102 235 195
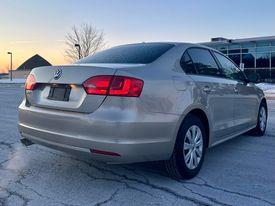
20 138 34 146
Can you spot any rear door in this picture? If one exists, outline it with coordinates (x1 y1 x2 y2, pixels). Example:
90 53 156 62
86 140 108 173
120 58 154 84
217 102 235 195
185 48 235 139
213 52 258 131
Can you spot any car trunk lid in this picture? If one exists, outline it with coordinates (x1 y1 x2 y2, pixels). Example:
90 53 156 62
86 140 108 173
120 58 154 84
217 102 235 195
26 65 117 113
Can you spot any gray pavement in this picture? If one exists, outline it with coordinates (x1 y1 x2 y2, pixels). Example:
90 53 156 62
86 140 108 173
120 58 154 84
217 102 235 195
0 84 275 206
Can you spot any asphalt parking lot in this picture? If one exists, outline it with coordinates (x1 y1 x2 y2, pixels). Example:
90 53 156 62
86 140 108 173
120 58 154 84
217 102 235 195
0 84 275 206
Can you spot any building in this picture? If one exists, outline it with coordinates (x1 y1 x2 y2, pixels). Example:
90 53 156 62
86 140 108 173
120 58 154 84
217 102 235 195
202 36 275 83
13 54 51 79
0 73 9 79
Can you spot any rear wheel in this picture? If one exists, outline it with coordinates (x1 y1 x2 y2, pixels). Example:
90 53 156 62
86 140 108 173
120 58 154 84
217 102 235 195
249 103 267 136
165 114 206 179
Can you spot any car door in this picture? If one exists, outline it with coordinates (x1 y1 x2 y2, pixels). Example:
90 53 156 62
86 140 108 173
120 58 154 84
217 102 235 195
234 82 259 130
184 48 235 140
213 51 258 132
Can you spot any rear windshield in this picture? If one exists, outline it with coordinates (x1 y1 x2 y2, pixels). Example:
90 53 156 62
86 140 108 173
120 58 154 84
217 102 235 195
76 43 174 64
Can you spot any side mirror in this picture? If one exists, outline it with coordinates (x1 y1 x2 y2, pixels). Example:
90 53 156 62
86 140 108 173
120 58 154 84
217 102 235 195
246 72 258 83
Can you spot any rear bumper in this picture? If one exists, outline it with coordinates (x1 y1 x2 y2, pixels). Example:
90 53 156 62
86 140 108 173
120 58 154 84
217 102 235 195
18 100 179 163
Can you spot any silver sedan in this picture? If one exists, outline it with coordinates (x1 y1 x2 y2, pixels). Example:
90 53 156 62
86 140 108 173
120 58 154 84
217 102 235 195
18 42 267 179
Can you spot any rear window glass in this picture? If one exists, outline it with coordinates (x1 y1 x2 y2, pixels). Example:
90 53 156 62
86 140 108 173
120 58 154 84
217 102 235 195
76 43 174 64
181 52 197 74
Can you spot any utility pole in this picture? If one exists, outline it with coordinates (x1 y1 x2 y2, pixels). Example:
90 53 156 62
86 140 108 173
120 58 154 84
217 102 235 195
74 44 81 60
7 52 13 81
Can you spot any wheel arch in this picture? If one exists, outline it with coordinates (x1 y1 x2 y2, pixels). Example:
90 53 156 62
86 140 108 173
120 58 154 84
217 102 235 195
178 108 210 148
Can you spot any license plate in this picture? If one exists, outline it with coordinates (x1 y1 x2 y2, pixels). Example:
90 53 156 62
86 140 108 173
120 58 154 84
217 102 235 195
48 84 71 101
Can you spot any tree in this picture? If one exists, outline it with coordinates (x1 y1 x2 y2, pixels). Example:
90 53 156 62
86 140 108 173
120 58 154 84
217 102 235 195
64 23 106 62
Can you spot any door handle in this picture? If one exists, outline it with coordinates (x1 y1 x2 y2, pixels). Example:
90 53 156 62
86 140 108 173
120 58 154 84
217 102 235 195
202 86 211 94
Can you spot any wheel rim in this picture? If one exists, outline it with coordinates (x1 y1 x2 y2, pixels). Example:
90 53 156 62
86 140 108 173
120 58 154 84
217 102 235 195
259 107 267 132
183 125 203 170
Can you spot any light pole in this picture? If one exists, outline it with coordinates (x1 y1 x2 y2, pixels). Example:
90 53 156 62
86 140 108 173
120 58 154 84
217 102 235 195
7 52 13 81
74 44 81 60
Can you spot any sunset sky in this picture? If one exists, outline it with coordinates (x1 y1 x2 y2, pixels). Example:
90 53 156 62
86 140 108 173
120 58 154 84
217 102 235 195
1 0 275 73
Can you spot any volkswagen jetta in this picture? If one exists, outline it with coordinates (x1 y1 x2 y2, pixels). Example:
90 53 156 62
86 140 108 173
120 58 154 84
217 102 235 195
18 42 267 179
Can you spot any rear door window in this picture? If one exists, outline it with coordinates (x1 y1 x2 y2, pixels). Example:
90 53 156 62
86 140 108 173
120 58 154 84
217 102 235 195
76 43 175 64
187 48 222 77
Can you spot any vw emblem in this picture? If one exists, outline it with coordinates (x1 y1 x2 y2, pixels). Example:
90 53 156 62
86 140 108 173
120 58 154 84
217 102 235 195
54 69 62 80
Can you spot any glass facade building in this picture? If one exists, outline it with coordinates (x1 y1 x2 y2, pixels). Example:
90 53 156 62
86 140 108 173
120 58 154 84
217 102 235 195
202 36 275 83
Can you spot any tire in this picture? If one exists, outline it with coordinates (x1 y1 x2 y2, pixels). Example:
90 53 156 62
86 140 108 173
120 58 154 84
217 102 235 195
249 102 267 136
164 114 207 179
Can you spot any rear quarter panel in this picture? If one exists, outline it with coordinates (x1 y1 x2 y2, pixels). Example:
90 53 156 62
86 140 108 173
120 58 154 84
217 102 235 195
112 44 212 151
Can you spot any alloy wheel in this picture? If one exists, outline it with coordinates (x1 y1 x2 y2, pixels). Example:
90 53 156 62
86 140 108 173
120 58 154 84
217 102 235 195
183 125 203 170
259 107 267 132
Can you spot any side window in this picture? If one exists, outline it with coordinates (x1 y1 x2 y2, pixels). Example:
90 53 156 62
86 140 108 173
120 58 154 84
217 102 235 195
187 48 221 77
214 52 246 81
181 52 197 74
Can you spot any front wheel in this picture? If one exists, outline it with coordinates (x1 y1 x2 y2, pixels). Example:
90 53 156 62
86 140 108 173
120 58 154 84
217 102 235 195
164 115 206 179
249 103 267 136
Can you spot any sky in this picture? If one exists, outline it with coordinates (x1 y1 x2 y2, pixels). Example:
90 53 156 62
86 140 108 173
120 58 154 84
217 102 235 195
1 0 275 73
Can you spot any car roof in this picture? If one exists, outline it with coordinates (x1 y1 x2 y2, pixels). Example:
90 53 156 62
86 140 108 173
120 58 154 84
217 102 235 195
117 41 217 51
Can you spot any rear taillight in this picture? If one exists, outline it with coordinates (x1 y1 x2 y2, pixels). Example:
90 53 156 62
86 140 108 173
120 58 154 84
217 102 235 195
25 74 37 90
83 75 143 97
83 75 112 95
109 76 143 97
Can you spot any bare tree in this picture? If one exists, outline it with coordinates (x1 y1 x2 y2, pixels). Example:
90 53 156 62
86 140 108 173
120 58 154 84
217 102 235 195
64 23 106 62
